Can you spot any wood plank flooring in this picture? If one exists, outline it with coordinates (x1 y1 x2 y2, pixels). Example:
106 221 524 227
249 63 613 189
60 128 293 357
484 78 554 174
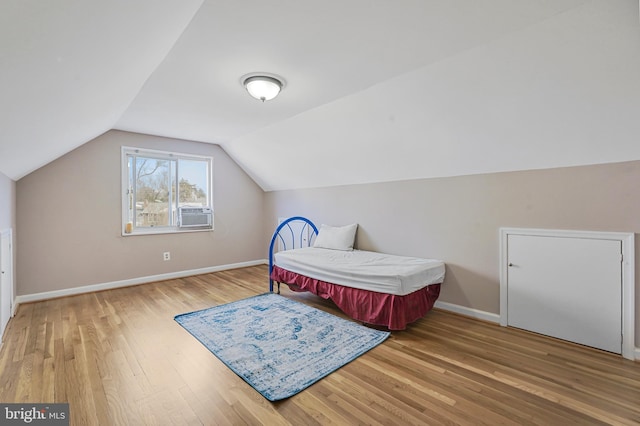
0 265 638 425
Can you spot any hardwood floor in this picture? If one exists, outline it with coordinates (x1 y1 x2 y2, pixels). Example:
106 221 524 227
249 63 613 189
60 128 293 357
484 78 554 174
0 265 638 425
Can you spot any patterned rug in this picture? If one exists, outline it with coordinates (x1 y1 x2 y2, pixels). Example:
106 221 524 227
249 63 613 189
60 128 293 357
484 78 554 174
174 293 390 401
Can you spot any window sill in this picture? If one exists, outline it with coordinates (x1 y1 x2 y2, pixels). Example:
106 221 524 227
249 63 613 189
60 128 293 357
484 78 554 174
122 227 213 237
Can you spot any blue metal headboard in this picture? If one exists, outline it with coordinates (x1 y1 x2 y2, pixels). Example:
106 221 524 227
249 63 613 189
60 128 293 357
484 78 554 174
269 216 319 293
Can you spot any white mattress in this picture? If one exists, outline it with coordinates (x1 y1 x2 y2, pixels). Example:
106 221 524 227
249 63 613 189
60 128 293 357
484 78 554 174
274 247 445 296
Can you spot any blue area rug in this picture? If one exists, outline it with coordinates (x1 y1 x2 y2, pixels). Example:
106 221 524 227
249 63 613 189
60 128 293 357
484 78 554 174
174 293 390 401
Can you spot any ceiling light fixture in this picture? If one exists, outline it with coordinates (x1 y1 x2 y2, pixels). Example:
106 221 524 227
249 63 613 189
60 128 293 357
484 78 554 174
242 74 284 102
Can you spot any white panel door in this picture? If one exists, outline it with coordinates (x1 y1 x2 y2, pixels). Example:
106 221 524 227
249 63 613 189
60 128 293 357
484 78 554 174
0 229 13 339
507 234 622 354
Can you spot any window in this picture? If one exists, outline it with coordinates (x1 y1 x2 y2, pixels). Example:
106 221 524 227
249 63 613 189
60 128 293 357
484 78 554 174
122 147 213 235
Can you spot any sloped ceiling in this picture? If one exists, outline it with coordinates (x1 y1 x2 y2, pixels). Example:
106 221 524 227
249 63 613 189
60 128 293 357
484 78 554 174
0 0 204 180
2 1 640 190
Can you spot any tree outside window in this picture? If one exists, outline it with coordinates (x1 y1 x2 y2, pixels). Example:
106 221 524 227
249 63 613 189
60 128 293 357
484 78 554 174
122 147 212 234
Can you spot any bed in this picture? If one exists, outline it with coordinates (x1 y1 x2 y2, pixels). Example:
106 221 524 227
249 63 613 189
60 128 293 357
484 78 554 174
269 216 445 330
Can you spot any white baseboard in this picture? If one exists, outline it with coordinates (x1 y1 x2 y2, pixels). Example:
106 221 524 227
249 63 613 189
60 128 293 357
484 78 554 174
435 301 640 361
434 300 501 324
15 259 268 305
13 270 640 362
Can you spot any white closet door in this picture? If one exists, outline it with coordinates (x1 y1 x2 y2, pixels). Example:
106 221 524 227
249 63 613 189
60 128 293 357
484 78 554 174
0 229 12 339
507 234 622 354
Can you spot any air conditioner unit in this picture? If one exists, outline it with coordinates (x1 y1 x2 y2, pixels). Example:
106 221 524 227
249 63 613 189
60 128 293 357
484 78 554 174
178 207 213 228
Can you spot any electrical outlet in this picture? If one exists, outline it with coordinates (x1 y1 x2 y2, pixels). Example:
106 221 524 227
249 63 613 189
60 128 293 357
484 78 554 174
163 252 170 261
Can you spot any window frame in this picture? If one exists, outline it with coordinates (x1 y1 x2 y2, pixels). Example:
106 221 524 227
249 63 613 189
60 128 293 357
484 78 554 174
121 146 214 236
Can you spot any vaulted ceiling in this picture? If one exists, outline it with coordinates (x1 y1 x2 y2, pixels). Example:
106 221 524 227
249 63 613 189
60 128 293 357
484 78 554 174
2 1 640 190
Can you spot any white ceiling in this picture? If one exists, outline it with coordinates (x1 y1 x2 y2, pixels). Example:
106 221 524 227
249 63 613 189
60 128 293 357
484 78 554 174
2 0 640 190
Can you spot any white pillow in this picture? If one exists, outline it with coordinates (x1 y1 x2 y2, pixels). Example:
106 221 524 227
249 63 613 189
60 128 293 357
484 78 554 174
313 223 358 251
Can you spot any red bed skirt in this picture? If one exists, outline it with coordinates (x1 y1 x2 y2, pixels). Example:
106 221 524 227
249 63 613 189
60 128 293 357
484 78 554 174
270 265 441 330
